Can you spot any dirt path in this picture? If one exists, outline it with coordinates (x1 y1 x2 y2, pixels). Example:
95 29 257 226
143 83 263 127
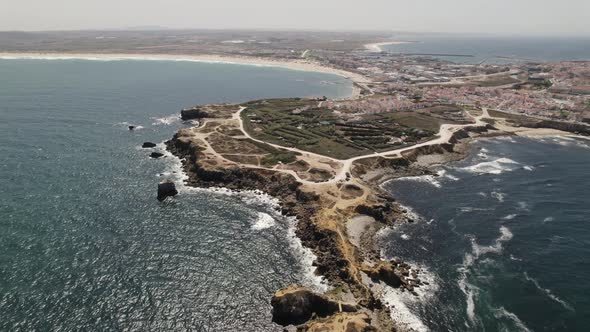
234 107 489 185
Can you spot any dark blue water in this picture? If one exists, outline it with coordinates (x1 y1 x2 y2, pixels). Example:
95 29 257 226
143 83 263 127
0 59 351 331
381 36 590 64
382 136 590 331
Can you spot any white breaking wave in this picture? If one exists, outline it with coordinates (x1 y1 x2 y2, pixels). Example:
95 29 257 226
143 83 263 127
399 203 425 223
379 263 440 332
517 201 530 211
398 174 442 188
493 307 532 332
159 147 328 292
459 207 493 213
460 158 521 175
382 287 430 332
151 114 181 125
394 169 460 189
439 169 460 181
543 216 554 223
472 226 513 256
524 272 574 311
502 214 517 220
251 212 276 230
458 227 514 324
286 217 329 292
491 191 506 202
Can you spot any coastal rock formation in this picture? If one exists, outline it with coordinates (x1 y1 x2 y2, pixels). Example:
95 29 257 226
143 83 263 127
271 285 357 326
128 125 136 130
150 152 164 158
142 142 157 148
301 312 377 332
361 262 403 288
354 203 399 225
180 107 209 120
362 260 424 296
157 181 178 201
164 103 502 331
518 119 590 136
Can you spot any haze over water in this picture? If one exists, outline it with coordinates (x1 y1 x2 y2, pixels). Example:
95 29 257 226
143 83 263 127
381 35 590 64
0 59 351 330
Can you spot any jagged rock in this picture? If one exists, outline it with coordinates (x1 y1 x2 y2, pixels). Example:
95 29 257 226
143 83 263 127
142 142 157 148
180 108 209 120
271 285 356 326
157 181 178 201
150 152 164 159
354 203 397 225
361 262 403 288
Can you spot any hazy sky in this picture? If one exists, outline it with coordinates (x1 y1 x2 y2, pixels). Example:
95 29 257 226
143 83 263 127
2 0 589 35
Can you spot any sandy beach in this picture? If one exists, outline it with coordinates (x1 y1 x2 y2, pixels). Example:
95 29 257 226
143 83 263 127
0 52 369 99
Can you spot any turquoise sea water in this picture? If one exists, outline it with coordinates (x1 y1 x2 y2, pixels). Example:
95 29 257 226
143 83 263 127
0 59 351 331
381 36 590 64
383 137 590 331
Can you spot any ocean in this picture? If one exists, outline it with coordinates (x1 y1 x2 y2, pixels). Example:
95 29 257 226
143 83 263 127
1 56 589 332
380 35 590 64
382 136 590 331
0 59 351 330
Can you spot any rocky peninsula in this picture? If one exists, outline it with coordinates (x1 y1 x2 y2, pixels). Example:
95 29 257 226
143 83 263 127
159 90 588 331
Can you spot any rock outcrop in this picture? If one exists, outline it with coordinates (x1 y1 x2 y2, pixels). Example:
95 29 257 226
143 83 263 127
362 260 425 296
517 119 590 136
271 285 357 326
150 152 164 159
180 108 209 121
157 181 178 201
142 142 157 148
361 262 402 288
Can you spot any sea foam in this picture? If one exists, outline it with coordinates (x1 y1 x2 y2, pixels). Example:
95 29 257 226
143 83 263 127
493 307 532 332
251 212 276 230
523 272 574 311
460 158 521 175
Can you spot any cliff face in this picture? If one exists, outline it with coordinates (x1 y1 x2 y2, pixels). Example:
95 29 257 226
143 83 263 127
270 285 357 326
165 134 355 289
165 131 400 330
163 109 501 331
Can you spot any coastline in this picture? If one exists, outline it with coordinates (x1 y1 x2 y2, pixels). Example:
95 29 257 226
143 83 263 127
160 101 588 330
0 52 369 99
4 52 583 330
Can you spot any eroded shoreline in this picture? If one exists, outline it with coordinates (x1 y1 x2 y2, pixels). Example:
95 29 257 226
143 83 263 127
159 97 587 331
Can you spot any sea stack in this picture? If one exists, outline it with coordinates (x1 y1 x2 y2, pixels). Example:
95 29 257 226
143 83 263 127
157 181 178 201
142 142 157 148
150 152 164 159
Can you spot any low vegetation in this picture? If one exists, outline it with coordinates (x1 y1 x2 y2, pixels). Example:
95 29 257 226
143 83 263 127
241 98 469 159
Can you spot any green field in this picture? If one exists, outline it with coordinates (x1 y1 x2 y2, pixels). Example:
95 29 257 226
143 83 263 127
241 98 465 159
